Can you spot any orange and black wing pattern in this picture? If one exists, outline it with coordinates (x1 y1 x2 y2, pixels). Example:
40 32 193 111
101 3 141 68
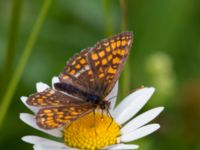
58 48 99 95
88 32 133 97
58 32 133 98
36 105 92 129
26 89 93 129
26 32 133 129
27 88 84 107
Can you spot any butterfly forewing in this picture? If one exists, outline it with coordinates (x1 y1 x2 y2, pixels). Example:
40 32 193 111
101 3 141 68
57 32 133 98
88 32 133 97
36 105 93 129
58 48 98 96
27 88 83 107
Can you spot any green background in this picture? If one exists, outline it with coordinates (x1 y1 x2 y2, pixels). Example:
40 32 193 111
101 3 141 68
0 0 200 149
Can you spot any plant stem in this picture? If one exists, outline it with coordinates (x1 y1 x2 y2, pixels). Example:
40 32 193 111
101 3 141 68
0 0 52 129
0 0 22 93
119 0 131 98
102 0 113 36
120 0 127 31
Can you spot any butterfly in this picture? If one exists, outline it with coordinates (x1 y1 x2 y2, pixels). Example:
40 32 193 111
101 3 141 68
26 32 133 129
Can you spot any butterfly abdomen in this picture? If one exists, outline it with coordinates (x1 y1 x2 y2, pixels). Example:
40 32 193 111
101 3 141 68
54 82 79 95
54 82 101 105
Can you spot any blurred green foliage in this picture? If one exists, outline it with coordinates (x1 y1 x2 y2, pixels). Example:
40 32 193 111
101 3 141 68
0 0 200 149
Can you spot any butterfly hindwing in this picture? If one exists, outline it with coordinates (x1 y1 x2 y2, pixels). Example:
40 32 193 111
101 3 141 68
26 88 93 129
36 105 93 129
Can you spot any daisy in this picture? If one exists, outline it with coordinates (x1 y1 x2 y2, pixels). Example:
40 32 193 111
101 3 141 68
20 77 164 150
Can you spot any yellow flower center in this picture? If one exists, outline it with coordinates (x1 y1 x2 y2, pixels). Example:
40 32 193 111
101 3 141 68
63 111 120 150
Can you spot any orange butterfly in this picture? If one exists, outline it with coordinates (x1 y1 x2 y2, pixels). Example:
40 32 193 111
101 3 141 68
27 32 133 129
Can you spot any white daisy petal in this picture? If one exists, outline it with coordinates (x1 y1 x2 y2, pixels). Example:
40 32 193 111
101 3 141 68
36 82 49 92
121 107 164 134
105 144 139 149
23 136 75 149
52 76 59 88
106 81 119 111
113 87 155 125
33 144 74 150
20 113 62 137
20 96 39 113
120 123 160 142
22 136 65 147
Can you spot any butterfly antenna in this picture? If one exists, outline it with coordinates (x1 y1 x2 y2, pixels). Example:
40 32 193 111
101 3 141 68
107 95 117 102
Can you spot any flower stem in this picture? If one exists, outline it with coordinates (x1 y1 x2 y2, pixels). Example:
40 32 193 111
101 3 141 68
0 0 23 92
119 0 131 98
0 0 52 129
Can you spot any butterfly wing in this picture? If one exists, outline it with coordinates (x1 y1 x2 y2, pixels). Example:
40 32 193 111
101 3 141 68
58 48 99 96
36 105 93 129
88 32 133 97
26 88 84 107
57 32 133 99
26 32 132 129
26 88 93 129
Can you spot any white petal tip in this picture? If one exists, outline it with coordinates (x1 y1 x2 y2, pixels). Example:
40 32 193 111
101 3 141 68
20 98 39 113
19 113 29 121
132 145 139 149
159 106 164 112
52 76 59 84
121 106 164 134
19 113 24 119
20 96 28 103
146 87 155 93
155 124 160 129
36 82 49 92
19 113 36 128
120 123 161 142
155 107 164 116
152 106 164 115
22 136 31 143
52 76 59 89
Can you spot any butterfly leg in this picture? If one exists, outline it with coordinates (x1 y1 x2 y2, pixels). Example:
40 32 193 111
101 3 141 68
93 109 97 137
64 122 73 131
101 108 104 119
106 109 114 131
